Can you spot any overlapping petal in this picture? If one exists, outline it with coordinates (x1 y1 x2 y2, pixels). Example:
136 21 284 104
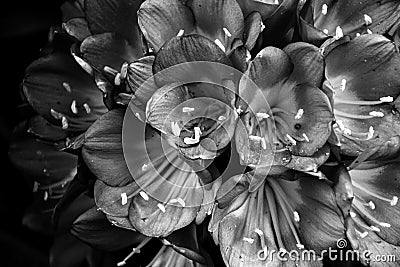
210 172 345 267
325 34 400 159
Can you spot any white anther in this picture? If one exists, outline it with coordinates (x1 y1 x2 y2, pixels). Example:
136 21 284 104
117 261 126 266
44 191 48 201
223 27 232 37
171 122 181 137
366 126 374 140
380 96 393 102
114 73 122 86
182 107 195 113
295 109 304 119
120 62 128 79
302 133 310 142
134 112 142 121
368 201 376 210
286 134 297 145
340 79 347 91
236 106 244 115
70 100 78 114
356 33 361 37
343 128 352 135
260 21 265 32
336 120 345 131
50 108 62 119
335 26 344 39
274 0 279 4
157 203 166 213
256 112 270 120
142 164 148 171
72 53 93 75
293 211 300 222
369 111 384 117
170 198 186 207
83 103 91 114
243 237 254 244
380 222 391 228
367 29 373 34
218 115 226 121
62 82 72 93
121 193 128 205
349 211 357 218
391 196 398 206
364 14 372 26
255 228 264 236
61 116 69 129
139 191 149 201
246 50 252 62
370 226 380 232
296 243 305 250
214 39 226 52
323 29 329 34
321 4 328 15
360 231 368 238
177 29 184 37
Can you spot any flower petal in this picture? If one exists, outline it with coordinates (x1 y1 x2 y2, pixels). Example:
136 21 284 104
71 207 147 251
189 0 244 53
236 0 278 20
23 52 107 132
349 159 400 246
84 0 142 46
62 18 91 41
28 116 68 141
298 0 400 45
126 56 155 106
325 34 400 158
283 42 325 88
80 33 142 71
82 109 134 186
243 12 263 50
138 0 195 51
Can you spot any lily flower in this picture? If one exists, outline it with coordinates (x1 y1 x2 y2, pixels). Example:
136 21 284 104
235 42 333 182
297 0 400 46
324 34 400 160
209 171 346 266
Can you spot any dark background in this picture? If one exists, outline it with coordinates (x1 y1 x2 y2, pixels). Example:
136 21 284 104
0 1 62 266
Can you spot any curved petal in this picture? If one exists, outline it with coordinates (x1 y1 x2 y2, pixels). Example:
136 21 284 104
243 12 263 50
298 0 400 45
23 52 107 133
126 56 155 106
9 122 77 186
210 172 345 266
62 18 91 41
325 34 400 158
138 0 195 51
349 159 400 246
84 0 142 46
28 116 68 142
82 109 134 186
189 0 244 53
236 0 279 20
80 33 142 71
283 42 325 88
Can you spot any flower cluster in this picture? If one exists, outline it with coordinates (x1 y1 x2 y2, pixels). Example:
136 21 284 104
9 0 400 266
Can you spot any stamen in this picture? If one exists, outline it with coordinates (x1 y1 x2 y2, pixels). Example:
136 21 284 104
114 73 122 86
256 112 270 120
218 115 226 121
177 29 184 37
223 27 232 37
50 109 63 120
157 203 166 213
72 53 93 75
61 116 69 129
294 109 304 119
120 62 128 79
83 103 91 114
214 39 226 52
335 26 344 39
171 122 181 137
286 134 297 146
44 191 48 201
274 0 279 5
380 222 391 228
380 96 393 102
370 226 380 232
321 4 328 15
260 21 265 32
117 237 152 266
334 109 377 120
323 29 329 34
367 126 374 140
255 228 264 236
391 196 398 206
356 33 361 37
121 193 128 205
350 211 357 218
302 133 310 142
104 66 118 76
62 82 72 93
360 231 368 238
243 237 255 244
293 211 300 222
364 14 372 26
353 181 397 205
246 50 252 62
367 29 373 34
235 106 244 115
340 79 346 91
368 111 384 117
140 191 149 201
182 107 194 113
169 198 186 207
368 201 376 210
70 100 78 114
264 184 286 250
142 163 148 171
